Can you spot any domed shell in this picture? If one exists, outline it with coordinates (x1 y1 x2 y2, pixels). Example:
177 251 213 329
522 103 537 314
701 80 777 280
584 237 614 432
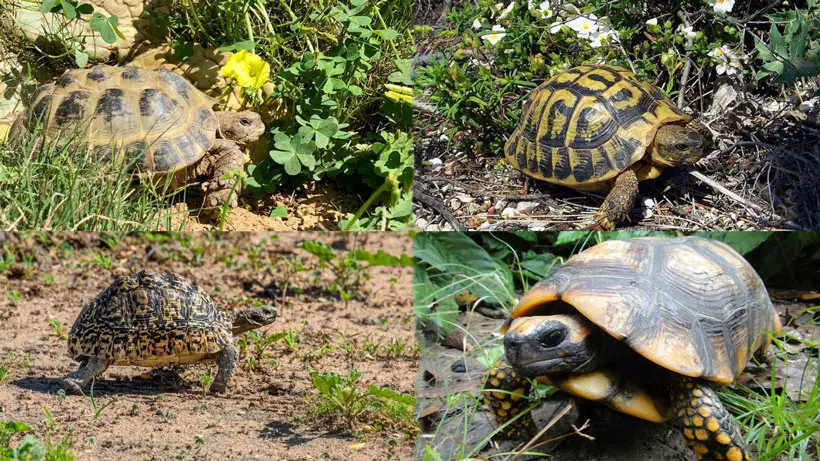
25 65 218 173
504 65 691 186
67 271 232 367
510 237 780 384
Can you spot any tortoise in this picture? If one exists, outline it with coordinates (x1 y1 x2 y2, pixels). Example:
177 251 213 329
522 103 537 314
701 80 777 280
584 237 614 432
483 237 780 461
9 64 266 212
63 270 277 394
504 65 712 229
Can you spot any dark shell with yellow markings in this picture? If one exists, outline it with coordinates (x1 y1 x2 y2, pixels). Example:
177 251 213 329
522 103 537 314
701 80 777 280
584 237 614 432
25 65 218 173
510 237 780 384
67 271 232 367
504 65 691 186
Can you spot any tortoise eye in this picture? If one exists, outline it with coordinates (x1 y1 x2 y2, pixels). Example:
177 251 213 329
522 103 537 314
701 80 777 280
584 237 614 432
240 118 251 126
675 142 690 151
540 328 567 349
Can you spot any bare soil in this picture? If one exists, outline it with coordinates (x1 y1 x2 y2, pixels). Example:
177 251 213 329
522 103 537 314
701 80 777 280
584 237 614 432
0 232 417 460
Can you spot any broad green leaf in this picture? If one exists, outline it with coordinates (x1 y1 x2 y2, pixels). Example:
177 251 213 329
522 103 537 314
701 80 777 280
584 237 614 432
414 232 514 306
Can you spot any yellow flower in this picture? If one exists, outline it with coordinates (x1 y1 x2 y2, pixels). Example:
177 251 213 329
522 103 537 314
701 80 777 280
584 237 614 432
220 50 271 89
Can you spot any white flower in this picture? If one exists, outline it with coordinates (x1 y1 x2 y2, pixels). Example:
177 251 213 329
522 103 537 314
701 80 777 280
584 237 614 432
709 46 741 75
565 14 599 38
710 0 734 14
498 1 515 19
708 45 731 59
472 18 482 30
529 0 553 19
589 28 619 48
677 25 696 40
645 18 658 25
483 24 507 45
549 20 564 34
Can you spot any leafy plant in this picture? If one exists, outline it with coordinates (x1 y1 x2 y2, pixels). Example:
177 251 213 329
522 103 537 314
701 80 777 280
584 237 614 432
755 2 820 84
298 239 411 307
309 368 416 434
47 318 67 341
36 0 125 67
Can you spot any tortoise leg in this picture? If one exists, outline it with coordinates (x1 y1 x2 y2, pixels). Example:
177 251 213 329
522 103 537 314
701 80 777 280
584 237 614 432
594 168 639 230
211 343 238 394
191 139 245 216
62 357 110 395
671 378 753 461
482 365 535 439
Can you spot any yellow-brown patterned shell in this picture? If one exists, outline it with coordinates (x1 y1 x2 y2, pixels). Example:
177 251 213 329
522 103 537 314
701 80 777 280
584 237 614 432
510 237 781 384
504 65 691 186
23 65 218 173
67 271 232 367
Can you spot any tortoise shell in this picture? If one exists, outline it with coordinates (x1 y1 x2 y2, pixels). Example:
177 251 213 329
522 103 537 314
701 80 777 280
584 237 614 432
504 65 691 186
67 270 232 367
25 65 218 173
509 237 780 384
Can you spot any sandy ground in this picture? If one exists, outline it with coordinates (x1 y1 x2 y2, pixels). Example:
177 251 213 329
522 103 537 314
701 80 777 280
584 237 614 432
0 232 417 460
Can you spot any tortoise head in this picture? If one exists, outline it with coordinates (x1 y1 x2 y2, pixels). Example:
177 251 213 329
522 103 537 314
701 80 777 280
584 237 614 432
231 304 278 335
649 121 710 167
216 111 266 146
504 314 607 378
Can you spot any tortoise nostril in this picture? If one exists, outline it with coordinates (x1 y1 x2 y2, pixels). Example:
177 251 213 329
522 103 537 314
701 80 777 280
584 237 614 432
540 328 567 349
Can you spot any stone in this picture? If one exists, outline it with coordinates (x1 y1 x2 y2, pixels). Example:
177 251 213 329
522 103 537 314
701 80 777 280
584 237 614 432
11 0 171 61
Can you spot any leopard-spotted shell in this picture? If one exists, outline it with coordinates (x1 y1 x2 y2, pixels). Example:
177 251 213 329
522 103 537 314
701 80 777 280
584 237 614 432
23 65 218 173
67 271 232 367
504 65 691 186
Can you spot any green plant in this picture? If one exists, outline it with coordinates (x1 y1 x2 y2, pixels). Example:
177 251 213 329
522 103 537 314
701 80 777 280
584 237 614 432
755 2 820 84
199 371 214 394
159 0 414 230
79 380 116 421
47 318 67 341
0 420 75 460
0 128 198 231
30 0 125 67
5 288 20 305
309 368 416 434
298 239 411 307
279 256 309 299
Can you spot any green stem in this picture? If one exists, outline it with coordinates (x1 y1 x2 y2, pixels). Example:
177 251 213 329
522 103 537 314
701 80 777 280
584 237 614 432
373 5 400 60
342 176 391 231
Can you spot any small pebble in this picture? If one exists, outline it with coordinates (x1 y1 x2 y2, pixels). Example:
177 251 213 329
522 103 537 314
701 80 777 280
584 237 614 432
415 217 429 229
451 359 466 373
501 207 519 218
515 201 538 212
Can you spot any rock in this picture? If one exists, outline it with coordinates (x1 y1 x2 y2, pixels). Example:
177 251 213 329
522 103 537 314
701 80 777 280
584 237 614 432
455 193 473 203
450 199 462 211
494 199 508 211
707 82 740 116
515 201 538 212
428 158 443 172
415 217 429 229
11 0 170 61
501 207 518 218
425 223 441 232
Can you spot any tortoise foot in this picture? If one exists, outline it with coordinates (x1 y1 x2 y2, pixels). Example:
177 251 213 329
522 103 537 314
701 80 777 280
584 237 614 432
595 168 639 230
61 378 85 395
671 378 754 461
482 365 535 439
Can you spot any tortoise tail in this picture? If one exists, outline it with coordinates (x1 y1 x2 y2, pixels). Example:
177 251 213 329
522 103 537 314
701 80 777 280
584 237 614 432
670 378 753 461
